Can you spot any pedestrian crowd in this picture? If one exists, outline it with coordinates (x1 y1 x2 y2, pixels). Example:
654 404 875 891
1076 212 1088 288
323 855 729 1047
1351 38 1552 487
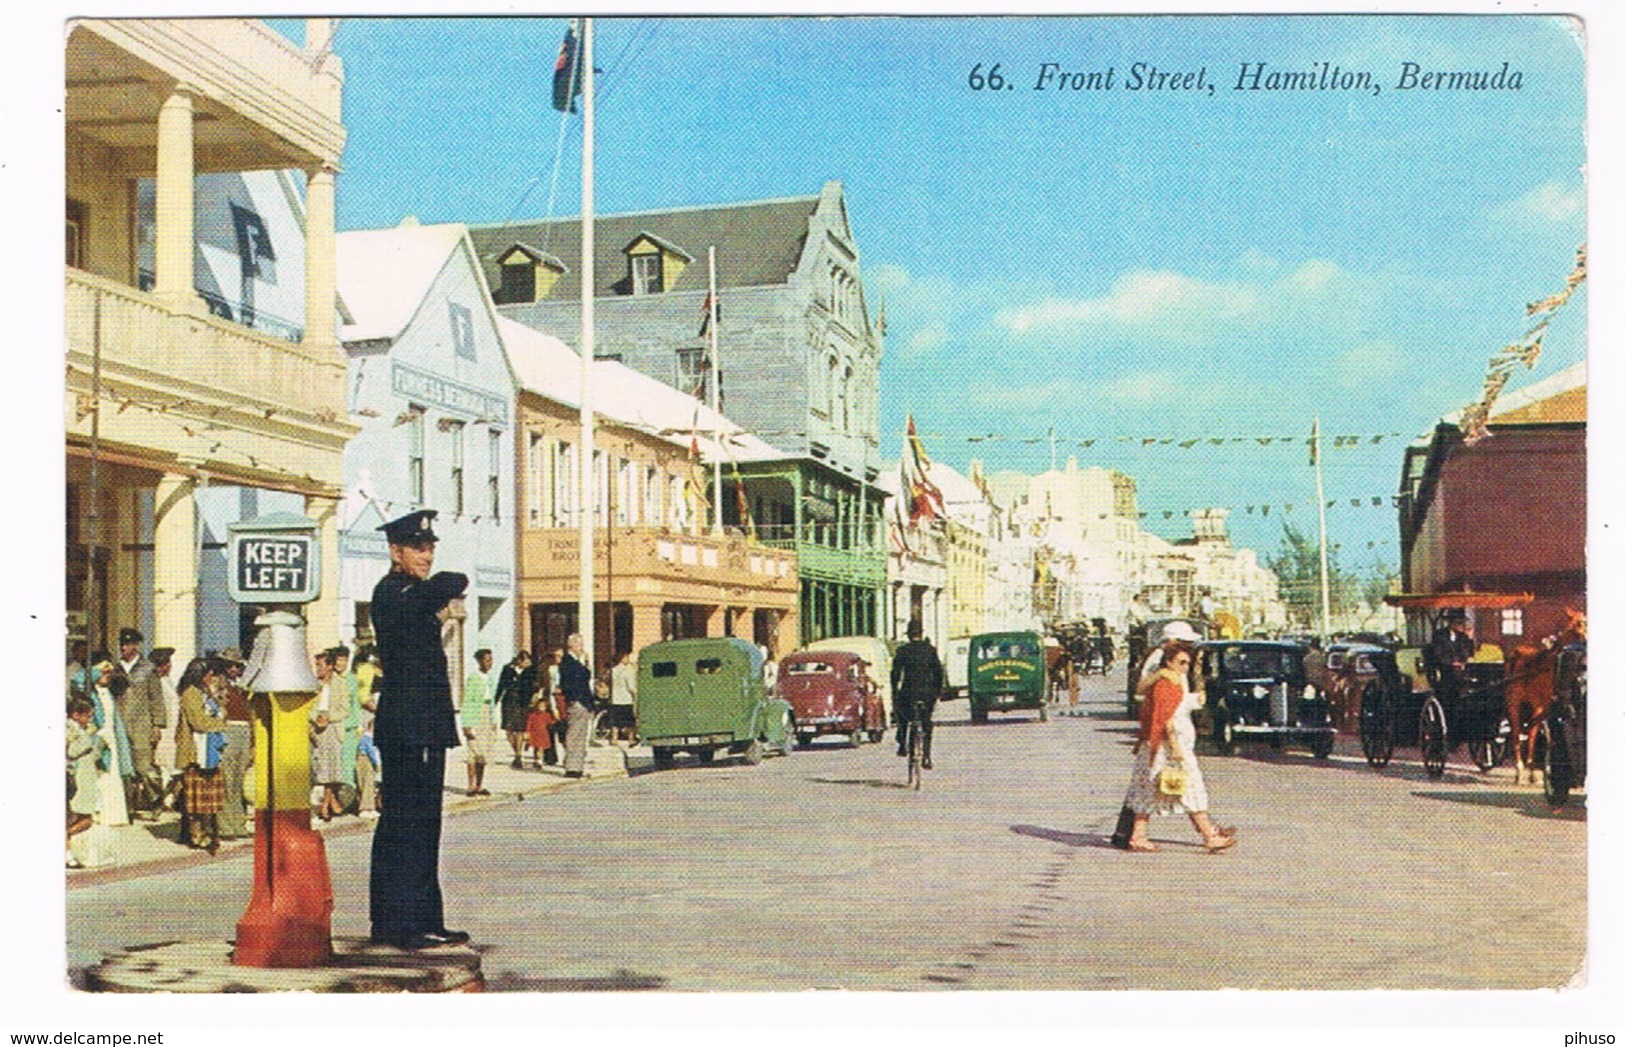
64 627 391 869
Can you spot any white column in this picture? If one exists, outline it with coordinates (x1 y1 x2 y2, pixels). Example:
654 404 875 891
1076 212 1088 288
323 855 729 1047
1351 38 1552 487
303 165 338 356
306 494 340 647
154 87 201 313
152 473 197 667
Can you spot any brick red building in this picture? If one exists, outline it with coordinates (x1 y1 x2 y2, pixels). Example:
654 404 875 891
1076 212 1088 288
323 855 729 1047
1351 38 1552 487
1397 363 1585 648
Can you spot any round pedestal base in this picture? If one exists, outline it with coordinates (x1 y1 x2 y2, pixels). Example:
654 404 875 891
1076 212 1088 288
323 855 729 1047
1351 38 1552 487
83 937 482 993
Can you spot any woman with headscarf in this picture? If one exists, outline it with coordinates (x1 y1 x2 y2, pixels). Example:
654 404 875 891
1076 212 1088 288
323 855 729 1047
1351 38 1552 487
1120 639 1235 853
72 654 130 830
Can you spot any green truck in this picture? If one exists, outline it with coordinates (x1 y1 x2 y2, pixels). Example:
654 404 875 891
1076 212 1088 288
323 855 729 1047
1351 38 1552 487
968 631 1048 724
635 637 796 769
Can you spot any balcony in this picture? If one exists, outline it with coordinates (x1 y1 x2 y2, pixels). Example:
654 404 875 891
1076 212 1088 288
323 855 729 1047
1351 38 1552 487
520 526 798 598
66 267 348 435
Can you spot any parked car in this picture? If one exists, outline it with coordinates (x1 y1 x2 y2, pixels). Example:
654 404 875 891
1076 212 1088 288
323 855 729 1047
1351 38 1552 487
807 635 895 722
968 630 1047 724
635 637 795 769
778 649 886 748
1197 640 1335 758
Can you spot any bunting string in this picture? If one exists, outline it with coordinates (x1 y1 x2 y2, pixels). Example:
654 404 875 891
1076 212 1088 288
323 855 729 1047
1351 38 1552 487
1460 243 1585 444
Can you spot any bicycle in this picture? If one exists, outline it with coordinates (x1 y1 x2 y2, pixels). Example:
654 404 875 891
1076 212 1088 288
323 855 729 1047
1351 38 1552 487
905 711 924 790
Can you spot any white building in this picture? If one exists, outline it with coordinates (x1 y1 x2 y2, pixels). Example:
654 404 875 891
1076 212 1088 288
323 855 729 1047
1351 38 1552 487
335 221 518 667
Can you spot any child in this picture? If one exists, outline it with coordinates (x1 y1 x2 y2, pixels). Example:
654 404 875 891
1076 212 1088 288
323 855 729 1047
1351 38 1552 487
66 696 105 868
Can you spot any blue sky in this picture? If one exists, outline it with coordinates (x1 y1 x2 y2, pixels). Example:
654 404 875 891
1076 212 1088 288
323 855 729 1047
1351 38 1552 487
278 14 1587 574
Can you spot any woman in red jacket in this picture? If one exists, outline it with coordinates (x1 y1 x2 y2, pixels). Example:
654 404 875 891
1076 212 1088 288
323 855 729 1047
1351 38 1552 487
1121 641 1235 853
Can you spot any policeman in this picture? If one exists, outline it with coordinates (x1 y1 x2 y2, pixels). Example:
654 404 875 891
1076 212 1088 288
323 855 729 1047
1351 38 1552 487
891 619 945 770
367 510 471 950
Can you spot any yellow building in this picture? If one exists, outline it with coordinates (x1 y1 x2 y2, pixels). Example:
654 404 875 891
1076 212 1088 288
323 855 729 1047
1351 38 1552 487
500 317 799 668
65 19 351 662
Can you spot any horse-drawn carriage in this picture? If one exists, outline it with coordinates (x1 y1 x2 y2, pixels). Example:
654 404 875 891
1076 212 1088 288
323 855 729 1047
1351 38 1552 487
1540 641 1586 807
1355 592 1532 779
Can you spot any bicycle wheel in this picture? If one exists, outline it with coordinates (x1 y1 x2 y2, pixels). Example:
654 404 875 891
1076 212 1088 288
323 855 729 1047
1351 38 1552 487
907 721 923 791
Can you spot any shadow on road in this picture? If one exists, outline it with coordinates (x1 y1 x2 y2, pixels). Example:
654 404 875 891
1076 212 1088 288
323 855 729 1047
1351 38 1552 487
1010 824 1115 849
482 968 667 992
1411 790 1586 821
806 776 916 790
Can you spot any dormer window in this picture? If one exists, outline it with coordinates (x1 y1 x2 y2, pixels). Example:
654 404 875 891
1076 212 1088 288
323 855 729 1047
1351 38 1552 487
622 232 694 297
493 243 567 304
631 253 663 295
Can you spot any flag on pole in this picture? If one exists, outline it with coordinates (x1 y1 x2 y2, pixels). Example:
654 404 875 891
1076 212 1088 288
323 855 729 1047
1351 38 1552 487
552 22 585 113
698 293 720 337
901 415 946 526
682 409 709 535
1308 418 1320 467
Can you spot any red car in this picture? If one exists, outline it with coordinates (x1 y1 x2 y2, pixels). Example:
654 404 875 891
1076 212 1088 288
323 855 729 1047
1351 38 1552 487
778 650 887 748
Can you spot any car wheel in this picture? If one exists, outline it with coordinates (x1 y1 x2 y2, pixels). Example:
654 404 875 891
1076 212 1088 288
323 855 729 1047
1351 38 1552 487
1213 705 1236 755
971 705 988 725
796 733 813 750
742 738 765 766
695 747 716 763
652 747 675 770
1310 731 1334 760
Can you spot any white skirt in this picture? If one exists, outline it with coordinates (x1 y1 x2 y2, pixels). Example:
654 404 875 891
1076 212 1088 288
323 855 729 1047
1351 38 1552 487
1122 743 1210 816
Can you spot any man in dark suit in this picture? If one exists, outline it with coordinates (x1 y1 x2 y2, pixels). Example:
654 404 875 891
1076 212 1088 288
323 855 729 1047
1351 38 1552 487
367 509 470 950
891 619 945 770
1430 609 1477 705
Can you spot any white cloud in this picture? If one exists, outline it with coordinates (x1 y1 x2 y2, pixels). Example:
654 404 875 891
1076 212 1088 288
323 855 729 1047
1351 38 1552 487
1099 370 1182 405
1491 180 1584 225
994 255 1378 350
904 325 948 356
1334 342 1406 387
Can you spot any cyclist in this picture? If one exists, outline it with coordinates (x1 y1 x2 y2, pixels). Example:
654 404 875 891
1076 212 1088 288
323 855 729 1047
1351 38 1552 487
892 619 945 771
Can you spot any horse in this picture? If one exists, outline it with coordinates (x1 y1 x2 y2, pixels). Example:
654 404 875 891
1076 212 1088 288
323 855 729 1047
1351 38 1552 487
1503 608 1587 785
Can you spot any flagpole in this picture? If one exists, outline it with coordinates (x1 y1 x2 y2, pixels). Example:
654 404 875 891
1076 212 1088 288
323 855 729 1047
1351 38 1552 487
708 245 722 536
577 16 595 667
1313 415 1331 638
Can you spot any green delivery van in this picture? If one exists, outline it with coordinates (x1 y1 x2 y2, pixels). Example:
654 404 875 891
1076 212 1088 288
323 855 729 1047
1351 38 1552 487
968 630 1048 724
635 637 796 769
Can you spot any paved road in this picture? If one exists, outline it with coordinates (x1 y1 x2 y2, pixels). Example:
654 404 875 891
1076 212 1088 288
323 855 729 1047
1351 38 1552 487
68 674 1586 991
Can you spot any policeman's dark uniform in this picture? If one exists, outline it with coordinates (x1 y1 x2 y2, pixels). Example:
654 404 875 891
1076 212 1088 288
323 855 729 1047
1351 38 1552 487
367 510 469 947
891 635 945 763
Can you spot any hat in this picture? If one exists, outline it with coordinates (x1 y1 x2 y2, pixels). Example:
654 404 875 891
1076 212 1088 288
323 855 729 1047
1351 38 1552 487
1161 621 1202 643
217 647 247 666
118 627 144 646
378 509 439 545
149 647 176 665
1444 609 1469 623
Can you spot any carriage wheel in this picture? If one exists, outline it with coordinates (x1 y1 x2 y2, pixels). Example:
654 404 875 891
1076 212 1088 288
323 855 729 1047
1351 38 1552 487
1359 681 1394 768
1419 696 1448 780
1310 731 1335 760
1542 722 1571 808
1469 717 1509 772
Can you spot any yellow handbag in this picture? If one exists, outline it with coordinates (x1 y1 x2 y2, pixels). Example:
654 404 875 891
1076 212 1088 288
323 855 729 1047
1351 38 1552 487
1156 765 1189 799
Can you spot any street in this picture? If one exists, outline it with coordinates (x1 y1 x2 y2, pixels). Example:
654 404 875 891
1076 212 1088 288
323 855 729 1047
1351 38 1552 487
67 673 1586 992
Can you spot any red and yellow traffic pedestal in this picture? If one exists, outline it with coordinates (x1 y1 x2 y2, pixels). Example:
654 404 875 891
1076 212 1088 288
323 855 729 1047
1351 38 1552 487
234 686 334 967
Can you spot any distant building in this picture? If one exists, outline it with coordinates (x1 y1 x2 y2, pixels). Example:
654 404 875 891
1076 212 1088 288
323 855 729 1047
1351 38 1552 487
1398 362 1585 647
470 183 887 643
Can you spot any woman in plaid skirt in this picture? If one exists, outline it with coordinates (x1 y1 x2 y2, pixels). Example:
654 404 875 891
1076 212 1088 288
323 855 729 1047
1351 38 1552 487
174 657 230 853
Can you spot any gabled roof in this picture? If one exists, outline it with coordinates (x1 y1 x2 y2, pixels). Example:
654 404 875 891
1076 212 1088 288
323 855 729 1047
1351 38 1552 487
496 242 567 272
337 222 468 343
624 231 694 263
496 315 784 464
469 193 823 300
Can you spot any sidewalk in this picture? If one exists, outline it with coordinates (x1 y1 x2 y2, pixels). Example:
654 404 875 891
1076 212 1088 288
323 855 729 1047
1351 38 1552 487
67 740 642 887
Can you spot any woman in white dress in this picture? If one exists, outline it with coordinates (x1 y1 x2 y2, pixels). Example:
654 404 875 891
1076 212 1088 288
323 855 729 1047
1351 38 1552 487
1121 640 1234 853
77 656 129 828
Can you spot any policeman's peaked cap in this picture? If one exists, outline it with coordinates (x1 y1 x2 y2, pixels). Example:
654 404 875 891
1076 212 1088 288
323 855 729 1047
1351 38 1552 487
379 509 440 545
118 627 144 646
